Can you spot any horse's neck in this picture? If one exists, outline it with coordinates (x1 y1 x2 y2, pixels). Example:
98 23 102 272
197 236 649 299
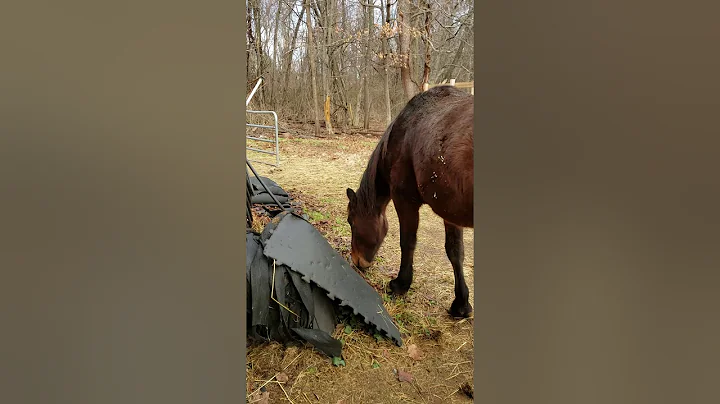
358 181 390 215
373 143 391 209
359 149 391 214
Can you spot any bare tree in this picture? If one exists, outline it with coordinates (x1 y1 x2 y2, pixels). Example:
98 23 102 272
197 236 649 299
246 0 474 132
363 1 375 129
304 0 321 136
380 0 392 126
397 0 417 100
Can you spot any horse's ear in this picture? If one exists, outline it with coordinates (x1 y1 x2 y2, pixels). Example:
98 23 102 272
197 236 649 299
346 188 357 203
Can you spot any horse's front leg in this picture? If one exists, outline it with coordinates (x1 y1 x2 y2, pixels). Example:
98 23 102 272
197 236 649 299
445 221 472 318
388 200 420 296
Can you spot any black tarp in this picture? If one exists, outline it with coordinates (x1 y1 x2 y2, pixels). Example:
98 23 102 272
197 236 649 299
248 175 291 208
261 212 402 346
246 170 254 228
247 230 343 358
246 172 402 357
247 211 402 358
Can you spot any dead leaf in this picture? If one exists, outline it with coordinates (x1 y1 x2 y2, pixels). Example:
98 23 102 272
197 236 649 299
407 344 423 361
281 346 299 369
276 372 289 383
460 381 474 398
397 369 413 383
257 391 270 404
382 349 390 359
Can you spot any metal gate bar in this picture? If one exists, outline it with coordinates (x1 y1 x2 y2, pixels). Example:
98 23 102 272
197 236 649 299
246 109 280 167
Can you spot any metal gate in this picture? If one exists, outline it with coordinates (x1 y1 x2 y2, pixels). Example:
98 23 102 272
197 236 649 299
246 78 280 167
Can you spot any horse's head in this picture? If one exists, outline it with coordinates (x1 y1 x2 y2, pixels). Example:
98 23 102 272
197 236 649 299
346 188 388 269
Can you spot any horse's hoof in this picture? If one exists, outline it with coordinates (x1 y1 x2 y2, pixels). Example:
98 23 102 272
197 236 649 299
388 279 410 295
449 300 473 318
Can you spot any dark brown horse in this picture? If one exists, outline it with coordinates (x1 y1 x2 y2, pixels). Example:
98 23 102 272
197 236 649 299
346 86 473 318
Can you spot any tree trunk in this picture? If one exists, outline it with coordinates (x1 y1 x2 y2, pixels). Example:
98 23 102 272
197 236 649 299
352 72 362 127
440 27 465 83
246 1 255 88
271 2 282 109
304 0 321 136
398 2 416 100
284 6 305 96
322 0 334 135
251 0 264 107
340 0 353 128
421 0 432 86
381 0 392 126
363 1 374 129
330 51 349 131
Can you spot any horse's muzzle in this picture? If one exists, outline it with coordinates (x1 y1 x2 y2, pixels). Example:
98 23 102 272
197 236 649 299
351 252 371 270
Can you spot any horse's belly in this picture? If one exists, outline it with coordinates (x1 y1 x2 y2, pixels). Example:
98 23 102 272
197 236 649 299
428 199 473 228
420 183 473 228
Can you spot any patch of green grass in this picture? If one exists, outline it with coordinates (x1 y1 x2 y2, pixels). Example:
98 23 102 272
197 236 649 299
416 317 441 338
321 197 340 205
306 210 327 222
393 309 424 335
394 310 420 327
331 218 351 237
332 226 350 237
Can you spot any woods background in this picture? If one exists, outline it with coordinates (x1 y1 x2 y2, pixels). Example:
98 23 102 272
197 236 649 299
246 0 474 135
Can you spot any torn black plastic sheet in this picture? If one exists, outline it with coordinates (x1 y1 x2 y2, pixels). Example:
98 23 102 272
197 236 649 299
261 212 403 346
246 231 342 358
248 175 291 207
249 176 288 199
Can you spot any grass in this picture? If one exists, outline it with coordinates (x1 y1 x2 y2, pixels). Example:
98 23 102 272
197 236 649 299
247 129 474 403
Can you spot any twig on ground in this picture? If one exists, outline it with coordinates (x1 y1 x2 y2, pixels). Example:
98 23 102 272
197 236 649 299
247 352 303 398
278 380 294 404
446 388 459 398
445 370 471 381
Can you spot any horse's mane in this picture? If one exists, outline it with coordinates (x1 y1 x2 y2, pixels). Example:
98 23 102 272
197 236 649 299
355 122 393 216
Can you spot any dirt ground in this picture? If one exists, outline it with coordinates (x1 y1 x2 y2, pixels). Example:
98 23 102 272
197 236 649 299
246 125 474 404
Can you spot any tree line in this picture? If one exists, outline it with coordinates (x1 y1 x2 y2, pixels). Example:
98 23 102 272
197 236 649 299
247 0 474 135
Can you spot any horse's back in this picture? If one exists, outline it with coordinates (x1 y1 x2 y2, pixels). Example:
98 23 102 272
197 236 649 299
389 87 474 228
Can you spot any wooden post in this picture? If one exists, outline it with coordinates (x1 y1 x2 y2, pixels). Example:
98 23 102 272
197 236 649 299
449 78 456 86
422 82 429 91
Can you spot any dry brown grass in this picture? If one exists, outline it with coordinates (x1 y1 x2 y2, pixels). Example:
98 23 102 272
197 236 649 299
247 130 474 404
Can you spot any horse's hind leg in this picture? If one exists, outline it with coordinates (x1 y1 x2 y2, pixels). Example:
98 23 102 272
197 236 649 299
388 200 421 296
445 221 472 318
